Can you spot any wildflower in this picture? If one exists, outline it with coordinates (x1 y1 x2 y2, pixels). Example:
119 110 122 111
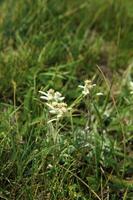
78 80 96 96
46 102 68 119
39 88 68 121
39 89 65 102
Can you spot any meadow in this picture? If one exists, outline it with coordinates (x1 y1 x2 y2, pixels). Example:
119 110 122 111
0 0 133 199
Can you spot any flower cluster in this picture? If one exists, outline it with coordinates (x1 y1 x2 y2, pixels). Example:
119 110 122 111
39 89 68 119
46 102 68 119
78 80 96 96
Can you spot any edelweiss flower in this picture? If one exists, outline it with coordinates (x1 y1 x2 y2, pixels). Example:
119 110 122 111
79 80 96 95
39 89 65 102
39 88 68 121
46 102 68 118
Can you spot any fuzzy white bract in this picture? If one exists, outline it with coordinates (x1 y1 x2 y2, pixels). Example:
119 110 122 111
96 92 103 96
79 80 96 96
39 89 65 102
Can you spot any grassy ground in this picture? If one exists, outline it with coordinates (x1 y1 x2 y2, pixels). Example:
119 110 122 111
0 0 133 199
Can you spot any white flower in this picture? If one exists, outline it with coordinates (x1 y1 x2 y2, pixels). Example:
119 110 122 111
79 80 96 95
39 88 69 121
46 102 68 119
39 89 65 102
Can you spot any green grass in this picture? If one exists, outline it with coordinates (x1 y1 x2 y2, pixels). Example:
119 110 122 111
0 0 133 199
